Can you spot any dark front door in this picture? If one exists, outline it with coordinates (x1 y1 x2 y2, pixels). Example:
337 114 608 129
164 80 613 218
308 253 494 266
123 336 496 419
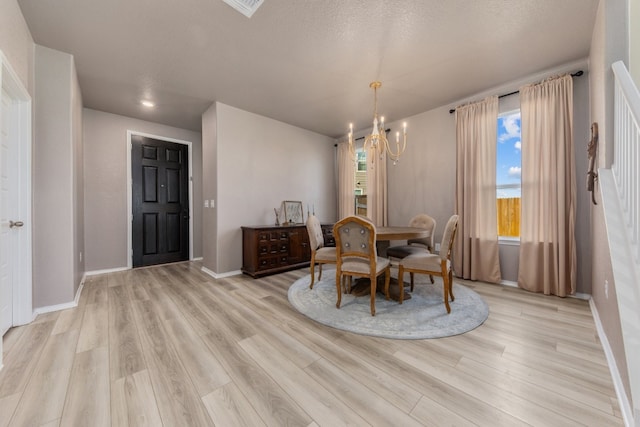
132 135 189 267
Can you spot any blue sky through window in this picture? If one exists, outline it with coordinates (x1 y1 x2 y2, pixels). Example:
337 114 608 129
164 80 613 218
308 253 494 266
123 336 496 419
497 111 521 198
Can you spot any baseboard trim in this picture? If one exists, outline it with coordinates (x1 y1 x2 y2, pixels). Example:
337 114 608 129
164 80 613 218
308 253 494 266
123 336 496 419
201 266 242 279
192 257 203 261
589 298 633 427
500 279 518 287
33 274 86 316
85 266 130 276
499 279 591 301
571 292 591 301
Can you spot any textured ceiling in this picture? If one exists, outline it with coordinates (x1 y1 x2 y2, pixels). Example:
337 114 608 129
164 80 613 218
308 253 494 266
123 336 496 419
18 0 599 137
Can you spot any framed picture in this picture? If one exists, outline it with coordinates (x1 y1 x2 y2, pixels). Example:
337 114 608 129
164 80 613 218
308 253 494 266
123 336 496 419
281 200 304 224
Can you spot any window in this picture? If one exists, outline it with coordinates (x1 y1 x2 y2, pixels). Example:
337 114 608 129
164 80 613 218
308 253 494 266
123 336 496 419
355 148 367 215
356 150 367 171
496 110 521 237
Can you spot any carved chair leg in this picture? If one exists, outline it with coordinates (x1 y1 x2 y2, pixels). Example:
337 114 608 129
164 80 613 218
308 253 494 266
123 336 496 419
318 264 323 281
309 257 316 289
410 272 415 291
397 265 405 304
429 274 434 284
335 270 342 308
370 275 376 316
448 268 455 301
442 269 451 314
384 268 391 301
343 276 352 294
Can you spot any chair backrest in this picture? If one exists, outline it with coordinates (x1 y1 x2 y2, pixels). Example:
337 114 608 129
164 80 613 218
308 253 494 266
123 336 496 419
333 215 377 261
407 213 436 250
305 215 324 251
439 214 459 261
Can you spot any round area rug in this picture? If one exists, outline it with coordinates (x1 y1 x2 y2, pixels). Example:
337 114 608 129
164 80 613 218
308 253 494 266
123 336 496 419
288 269 489 339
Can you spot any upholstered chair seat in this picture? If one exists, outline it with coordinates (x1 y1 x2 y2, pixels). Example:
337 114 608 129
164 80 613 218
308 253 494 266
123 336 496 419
386 244 430 259
400 253 450 272
314 246 337 262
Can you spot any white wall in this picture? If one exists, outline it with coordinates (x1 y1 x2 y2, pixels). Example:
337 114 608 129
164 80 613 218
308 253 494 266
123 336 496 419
204 102 336 274
201 103 217 273
83 109 203 272
386 105 456 247
631 0 640 86
33 45 77 307
72 60 84 296
0 0 34 93
589 0 632 414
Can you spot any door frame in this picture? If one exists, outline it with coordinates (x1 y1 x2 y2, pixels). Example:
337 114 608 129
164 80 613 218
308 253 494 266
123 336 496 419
126 130 193 269
0 51 33 328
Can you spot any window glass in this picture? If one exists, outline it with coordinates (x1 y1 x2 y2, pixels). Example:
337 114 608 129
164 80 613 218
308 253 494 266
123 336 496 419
355 149 367 215
497 111 521 237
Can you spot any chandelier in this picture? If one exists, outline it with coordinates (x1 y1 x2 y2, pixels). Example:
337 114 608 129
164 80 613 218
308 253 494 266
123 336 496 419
348 81 407 166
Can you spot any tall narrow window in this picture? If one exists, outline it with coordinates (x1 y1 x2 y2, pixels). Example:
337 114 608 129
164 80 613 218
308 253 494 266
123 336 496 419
354 149 367 215
496 110 521 237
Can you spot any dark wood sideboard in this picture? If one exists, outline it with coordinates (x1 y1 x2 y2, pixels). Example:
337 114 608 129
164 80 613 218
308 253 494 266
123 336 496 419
242 223 335 278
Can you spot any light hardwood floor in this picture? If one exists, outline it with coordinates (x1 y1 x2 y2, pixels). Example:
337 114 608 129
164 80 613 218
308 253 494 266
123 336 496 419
0 261 624 426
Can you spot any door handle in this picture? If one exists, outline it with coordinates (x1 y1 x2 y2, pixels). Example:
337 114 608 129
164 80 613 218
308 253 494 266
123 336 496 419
10 220 24 228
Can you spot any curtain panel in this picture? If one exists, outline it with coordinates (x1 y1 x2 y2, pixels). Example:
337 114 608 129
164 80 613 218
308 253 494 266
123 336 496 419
454 96 502 283
518 74 576 296
337 142 355 219
366 146 388 227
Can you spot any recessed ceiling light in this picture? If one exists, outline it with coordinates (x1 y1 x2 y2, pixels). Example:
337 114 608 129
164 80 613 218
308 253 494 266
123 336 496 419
141 100 155 108
222 0 264 18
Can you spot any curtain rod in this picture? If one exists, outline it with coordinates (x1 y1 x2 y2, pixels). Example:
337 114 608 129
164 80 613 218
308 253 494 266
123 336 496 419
448 70 584 114
334 128 392 146
354 128 391 142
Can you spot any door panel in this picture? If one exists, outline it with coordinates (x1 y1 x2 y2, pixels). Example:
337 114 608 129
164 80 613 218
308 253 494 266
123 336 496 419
132 135 189 267
143 166 158 202
1 89 17 335
166 213 181 252
166 168 180 203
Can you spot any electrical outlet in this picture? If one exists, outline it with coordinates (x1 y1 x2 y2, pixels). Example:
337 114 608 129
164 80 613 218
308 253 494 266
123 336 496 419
204 200 209 208
605 279 609 299
435 243 441 252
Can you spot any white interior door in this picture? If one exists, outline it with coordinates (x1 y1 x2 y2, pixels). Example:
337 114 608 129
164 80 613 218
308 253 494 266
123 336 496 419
0 88 18 335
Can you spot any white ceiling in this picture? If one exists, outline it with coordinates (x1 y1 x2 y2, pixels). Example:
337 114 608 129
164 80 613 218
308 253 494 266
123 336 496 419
18 0 599 137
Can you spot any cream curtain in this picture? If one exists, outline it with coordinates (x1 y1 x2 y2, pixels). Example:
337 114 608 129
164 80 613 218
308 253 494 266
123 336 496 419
337 142 355 219
366 146 388 226
454 96 502 283
518 74 576 296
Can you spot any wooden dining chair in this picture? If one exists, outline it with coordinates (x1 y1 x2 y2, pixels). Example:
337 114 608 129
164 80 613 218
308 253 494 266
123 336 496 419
334 215 390 316
387 213 436 284
305 214 337 289
397 214 459 312
387 214 435 256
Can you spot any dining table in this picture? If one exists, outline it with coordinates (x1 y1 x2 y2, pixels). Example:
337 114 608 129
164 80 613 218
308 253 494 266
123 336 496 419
348 225 432 301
